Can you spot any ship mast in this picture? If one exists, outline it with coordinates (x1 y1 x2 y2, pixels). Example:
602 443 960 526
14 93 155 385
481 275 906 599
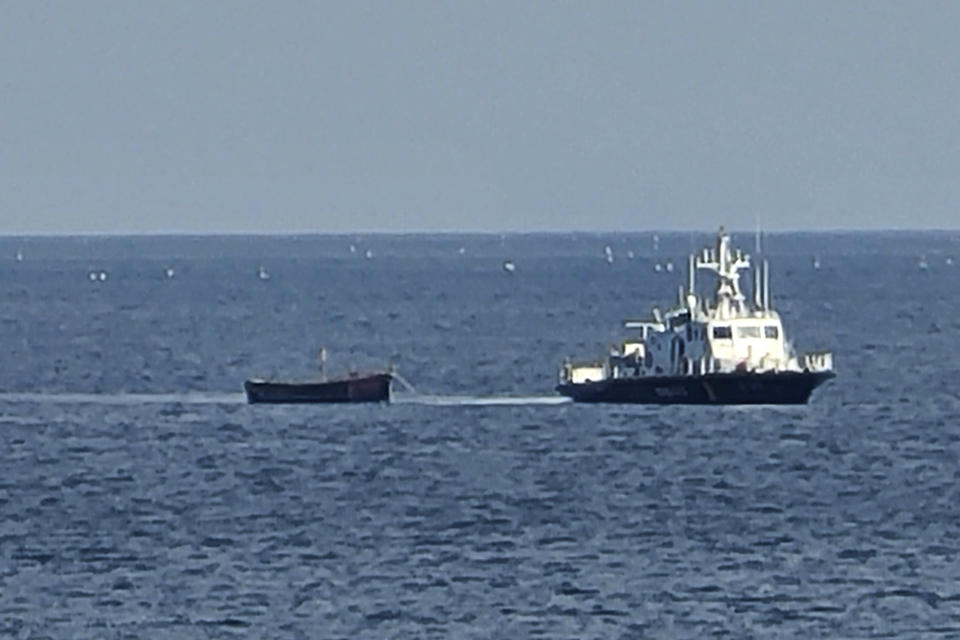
695 227 751 319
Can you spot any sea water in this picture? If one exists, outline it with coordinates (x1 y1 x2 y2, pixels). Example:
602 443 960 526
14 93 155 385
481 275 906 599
0 231 959 638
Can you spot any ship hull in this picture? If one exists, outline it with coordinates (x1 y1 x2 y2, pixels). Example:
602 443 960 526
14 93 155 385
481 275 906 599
556 371 835 405
244 373 392 404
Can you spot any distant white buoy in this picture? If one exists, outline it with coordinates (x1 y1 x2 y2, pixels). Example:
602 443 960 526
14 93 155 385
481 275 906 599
946 257 954 266
164 267 175 279
812 256 821 270
88 271 98 282
365 249 374 259
654 263 663 273
98 271 107 281
652 234 660 251
258 266 270 280
626 250 635 260
349 244 356 254
502 260 516 273
15 250 23 262
665 261 674 273
458 247 466 255
918 257 929 271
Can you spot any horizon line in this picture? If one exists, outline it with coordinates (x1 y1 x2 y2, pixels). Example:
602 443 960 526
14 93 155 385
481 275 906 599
0 227 957 238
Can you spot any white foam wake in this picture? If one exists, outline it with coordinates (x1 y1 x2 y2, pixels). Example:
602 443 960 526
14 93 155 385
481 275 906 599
392 394 571 406
0 391 571 408
0 392 246 405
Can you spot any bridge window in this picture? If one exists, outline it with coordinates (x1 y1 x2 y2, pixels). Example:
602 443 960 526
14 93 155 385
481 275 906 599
712 325 732 339
765 325 779 339
737 326 761 338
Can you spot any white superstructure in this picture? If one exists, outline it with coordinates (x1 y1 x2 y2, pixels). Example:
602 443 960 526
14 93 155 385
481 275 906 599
560 228 833 384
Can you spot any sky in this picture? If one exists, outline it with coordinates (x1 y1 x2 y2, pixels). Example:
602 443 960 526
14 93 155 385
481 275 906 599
1 1 959 234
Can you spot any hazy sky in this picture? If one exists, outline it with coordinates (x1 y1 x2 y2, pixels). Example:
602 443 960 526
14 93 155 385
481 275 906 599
2 1 958 234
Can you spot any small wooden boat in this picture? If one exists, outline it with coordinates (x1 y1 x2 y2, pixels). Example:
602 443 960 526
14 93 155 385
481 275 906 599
244 372 392 404
244 347 392 404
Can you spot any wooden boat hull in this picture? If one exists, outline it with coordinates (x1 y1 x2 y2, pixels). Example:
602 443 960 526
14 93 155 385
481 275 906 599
556 370 835 405
244 373 392 404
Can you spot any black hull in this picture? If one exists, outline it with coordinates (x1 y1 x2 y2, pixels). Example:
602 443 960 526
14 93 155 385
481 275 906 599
556 371 835 405
244 373 392 404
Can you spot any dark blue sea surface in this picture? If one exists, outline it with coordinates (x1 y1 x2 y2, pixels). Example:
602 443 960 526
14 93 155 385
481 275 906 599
1 231 959 638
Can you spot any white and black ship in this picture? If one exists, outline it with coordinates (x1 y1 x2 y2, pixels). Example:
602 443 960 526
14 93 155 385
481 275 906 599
556 228 834 404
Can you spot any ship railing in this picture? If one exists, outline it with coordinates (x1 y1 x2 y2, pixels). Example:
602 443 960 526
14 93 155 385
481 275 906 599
692 357 719 375
802 351 833 372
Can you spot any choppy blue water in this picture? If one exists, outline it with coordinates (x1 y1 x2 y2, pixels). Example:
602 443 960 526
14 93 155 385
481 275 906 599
1 231 959 638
